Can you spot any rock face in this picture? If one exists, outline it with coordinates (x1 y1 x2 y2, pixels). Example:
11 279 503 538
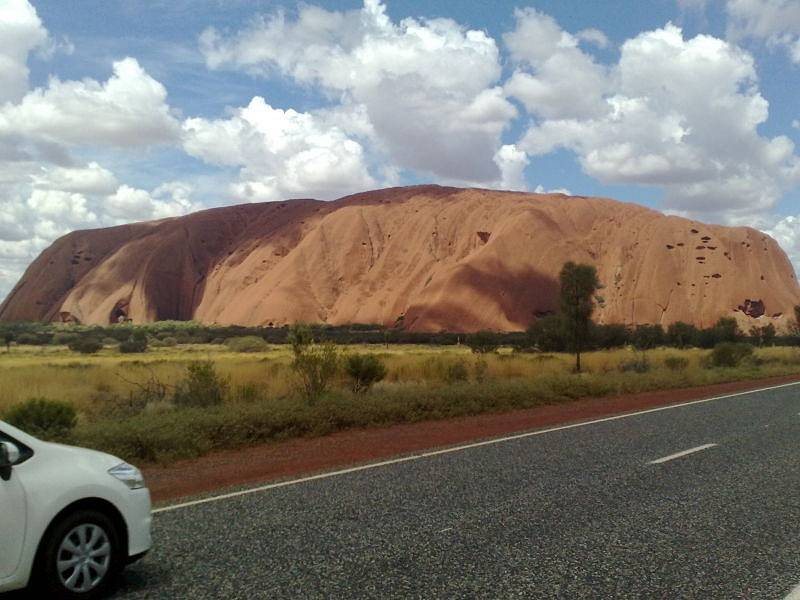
2 185 799 332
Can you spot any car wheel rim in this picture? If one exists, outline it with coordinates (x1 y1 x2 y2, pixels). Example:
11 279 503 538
56 523 112 593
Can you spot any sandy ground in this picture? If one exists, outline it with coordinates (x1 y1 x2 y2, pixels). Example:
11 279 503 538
143 373 800 504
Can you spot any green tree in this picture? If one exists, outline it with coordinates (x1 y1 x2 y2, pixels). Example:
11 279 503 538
750 323 776 347
712 317 741 344
558 261 601 372
2 331 14 352
527 315 567 352
631 324 665 350
666 322 699 348
464 330 500 354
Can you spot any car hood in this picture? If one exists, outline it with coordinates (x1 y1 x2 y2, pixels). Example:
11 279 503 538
45 442 124 470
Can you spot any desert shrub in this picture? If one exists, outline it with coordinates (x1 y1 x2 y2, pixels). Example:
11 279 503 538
664 355 690 372
225 336 269 353
4 398 77 440
120 331 148 354
16 333 40 345
231 383 263 404
527 315 567 352
464 330 500 354
591 323 630 349
631 325 665 350
289 323 340 403
667 322 700 348
445 361 469 383
68 338 103 354
474 357 489 382
709 342 754 368
345 354 387 393
618 353 651 373
52 332 79 346
173 361 229 408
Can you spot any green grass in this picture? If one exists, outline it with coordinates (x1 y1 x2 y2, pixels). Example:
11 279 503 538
2 343 800 464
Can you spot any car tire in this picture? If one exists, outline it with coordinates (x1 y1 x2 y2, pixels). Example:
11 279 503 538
35 509 123 600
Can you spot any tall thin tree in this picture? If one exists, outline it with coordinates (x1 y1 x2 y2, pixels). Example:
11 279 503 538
559 261 600 373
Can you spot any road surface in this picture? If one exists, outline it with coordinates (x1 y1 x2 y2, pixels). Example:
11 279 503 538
16 382 800 598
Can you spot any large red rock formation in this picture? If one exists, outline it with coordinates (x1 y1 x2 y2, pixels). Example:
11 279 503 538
2 185 798 332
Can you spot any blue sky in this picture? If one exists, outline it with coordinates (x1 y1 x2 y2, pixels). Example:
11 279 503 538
1 0 799 300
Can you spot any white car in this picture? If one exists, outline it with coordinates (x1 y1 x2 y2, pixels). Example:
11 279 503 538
0 420 152 599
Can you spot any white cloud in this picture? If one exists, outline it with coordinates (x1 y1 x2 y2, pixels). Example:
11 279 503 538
512 17 799 220
31 162 118 195
504 8 610 120
0 57 180 146
27 189 98 229
105 182 200 222
577 28 610 49
726 0 800 63
183 96 376 201
493 144 529 191
200 0 516 183
764 215 800 274
0 0 48 103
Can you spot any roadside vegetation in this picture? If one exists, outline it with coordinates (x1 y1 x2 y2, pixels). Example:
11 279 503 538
2 334 800 464
2 262 800 464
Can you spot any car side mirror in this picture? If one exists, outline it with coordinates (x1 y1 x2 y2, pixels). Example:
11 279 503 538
0 442 20 479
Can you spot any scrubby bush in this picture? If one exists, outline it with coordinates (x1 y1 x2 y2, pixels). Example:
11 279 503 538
666 322 700 348
16 333 40 345
709 342 754 368
230 383 263 404
4 398 77 440
119 331 148 354
618 353 651 373
345 354 387 393
68 338 103 354
464 330 500 354
173 361 229 408
289 323 340 403
225 336 270 353
52 332 79 346
631 324 665 350
474 357 489 382
591 323 630 349
445 361 469 383
664 355 690 372
527 315 567 352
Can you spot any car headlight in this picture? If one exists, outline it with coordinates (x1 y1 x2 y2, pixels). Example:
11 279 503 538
108 462 145 490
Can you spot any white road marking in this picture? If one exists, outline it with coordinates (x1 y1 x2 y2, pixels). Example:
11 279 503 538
649 443 718 465
152 379 800 514
785 583 800 599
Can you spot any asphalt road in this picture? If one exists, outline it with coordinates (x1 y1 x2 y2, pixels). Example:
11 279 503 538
17 383 800 599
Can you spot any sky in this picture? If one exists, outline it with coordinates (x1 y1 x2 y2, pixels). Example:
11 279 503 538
0 0 799 302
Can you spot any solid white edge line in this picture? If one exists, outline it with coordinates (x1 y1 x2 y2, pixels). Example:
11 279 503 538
648 443 718 464
152 379 800 515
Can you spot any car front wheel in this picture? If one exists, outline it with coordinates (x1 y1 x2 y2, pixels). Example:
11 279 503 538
37 509 122 599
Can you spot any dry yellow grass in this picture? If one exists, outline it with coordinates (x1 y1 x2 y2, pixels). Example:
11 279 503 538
2 343 800 417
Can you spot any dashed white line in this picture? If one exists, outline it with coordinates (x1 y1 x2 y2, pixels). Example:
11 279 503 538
649 443 718 464
152 379 800 514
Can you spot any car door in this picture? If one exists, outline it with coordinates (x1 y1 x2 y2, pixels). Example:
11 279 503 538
0 437 27 579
